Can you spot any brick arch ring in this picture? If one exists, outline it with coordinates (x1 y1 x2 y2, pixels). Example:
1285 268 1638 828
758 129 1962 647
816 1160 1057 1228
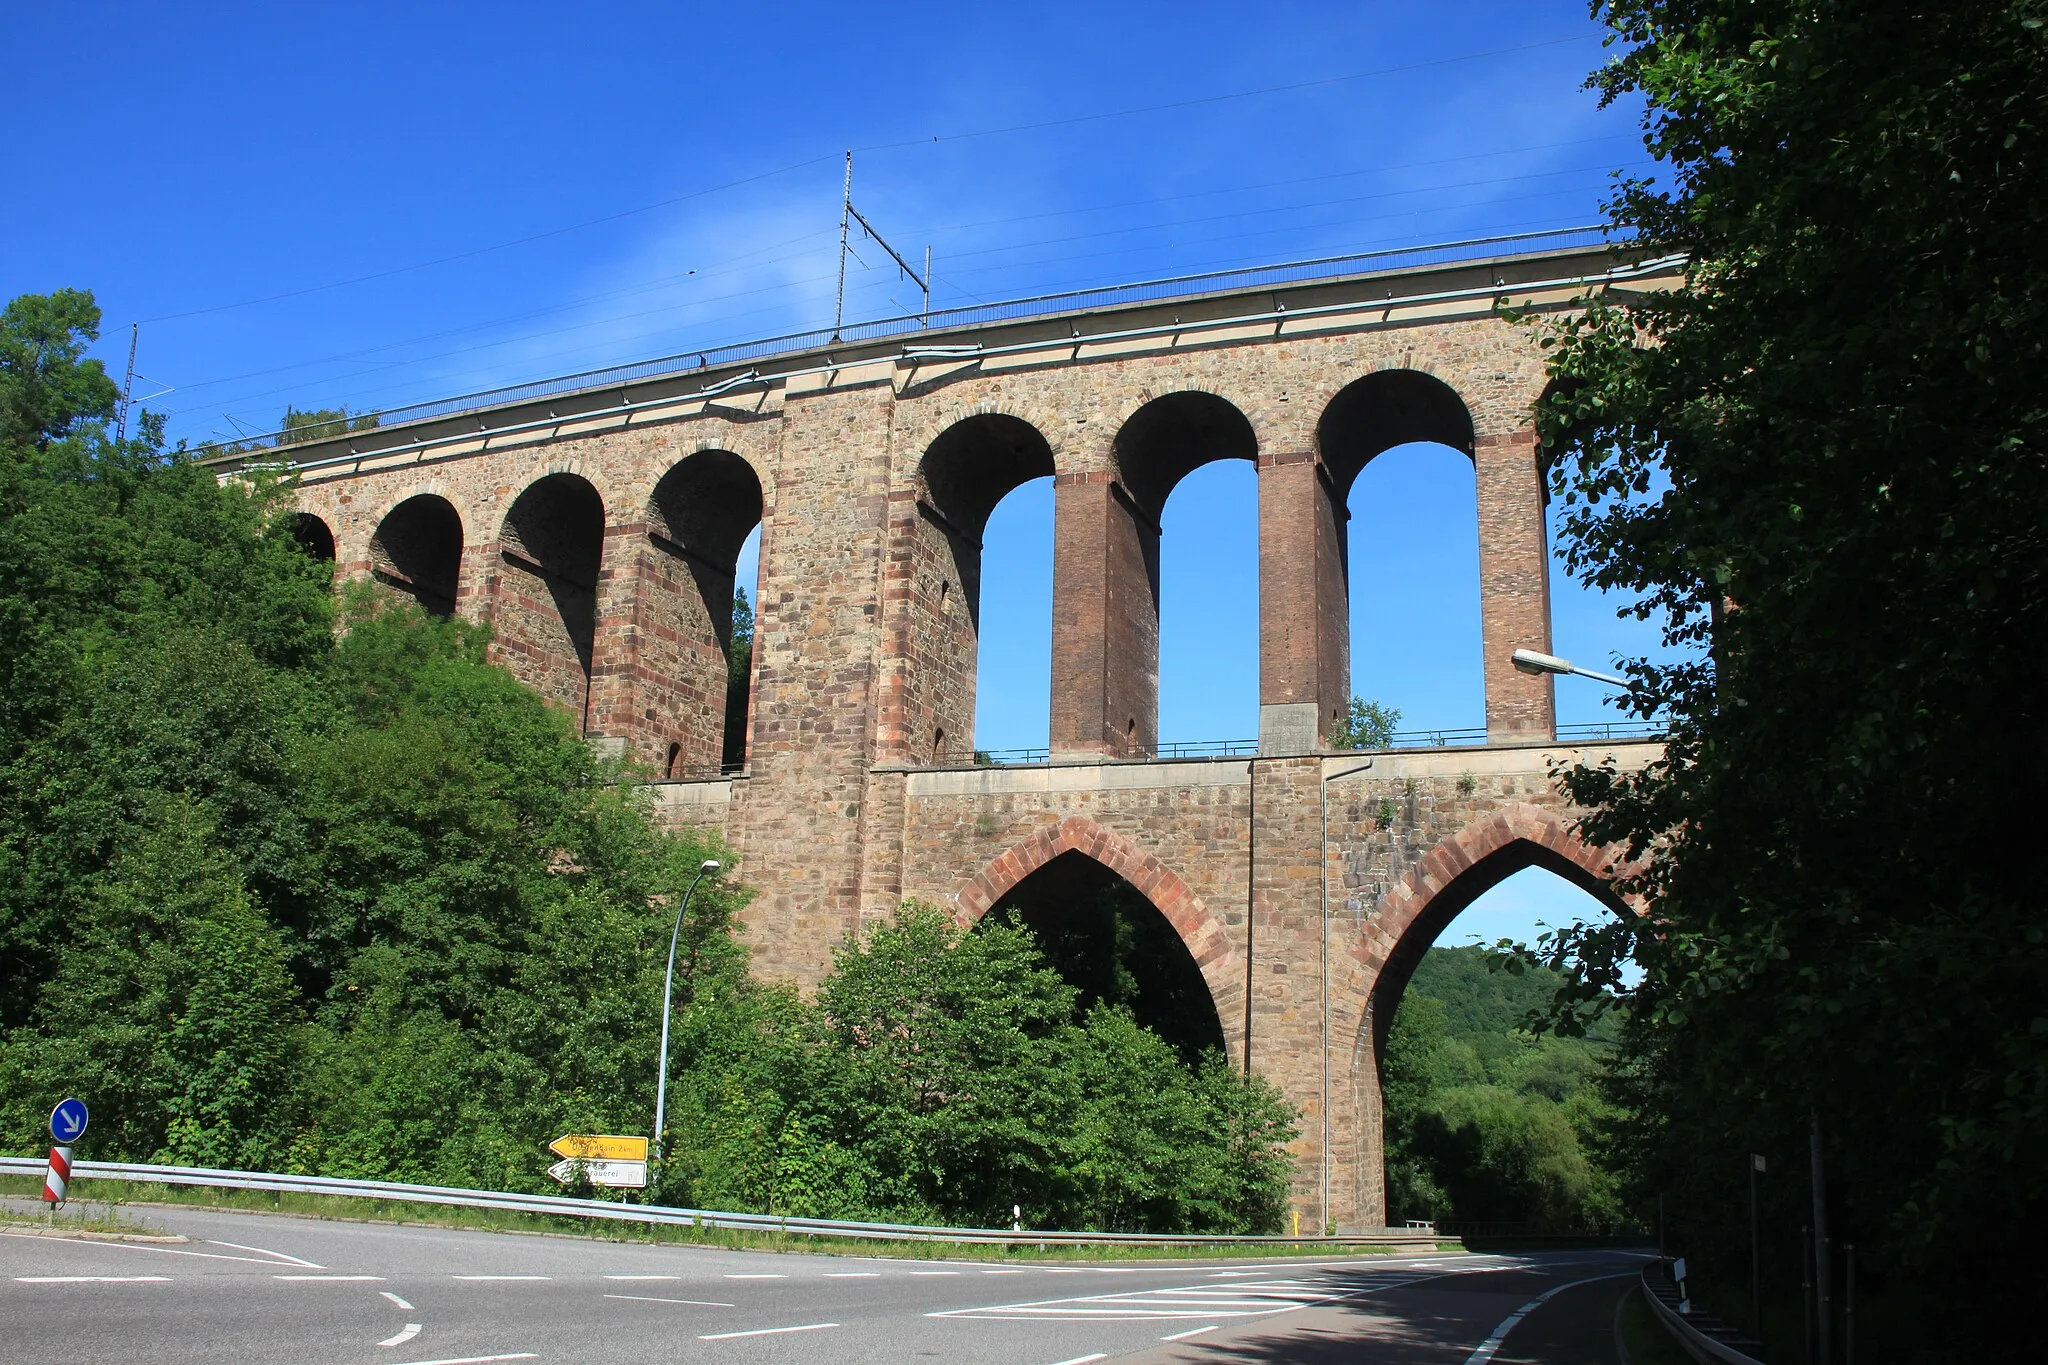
952 815 1245 1020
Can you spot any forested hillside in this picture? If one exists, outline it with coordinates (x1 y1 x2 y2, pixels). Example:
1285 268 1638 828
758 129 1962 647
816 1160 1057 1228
1382 945 1628 1231
0 288 1293 1233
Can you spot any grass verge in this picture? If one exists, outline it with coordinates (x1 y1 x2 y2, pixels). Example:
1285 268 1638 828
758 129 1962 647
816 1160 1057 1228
0 1175 1453 1263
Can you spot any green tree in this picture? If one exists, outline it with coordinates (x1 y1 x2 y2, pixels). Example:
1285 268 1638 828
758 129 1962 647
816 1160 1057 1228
1522 0 2048 1344
722 587 752 771
1327 697 1400 750
277 405 378 444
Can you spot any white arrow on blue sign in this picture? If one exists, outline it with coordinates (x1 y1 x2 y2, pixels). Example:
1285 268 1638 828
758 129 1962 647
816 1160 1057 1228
49 1098 88 1143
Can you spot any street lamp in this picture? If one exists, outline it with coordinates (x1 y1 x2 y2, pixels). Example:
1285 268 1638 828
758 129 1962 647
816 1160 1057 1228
653 859 721 1163
1511 647 1629 689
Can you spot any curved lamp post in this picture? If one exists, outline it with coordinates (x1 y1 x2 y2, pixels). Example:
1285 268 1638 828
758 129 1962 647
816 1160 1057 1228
1510 647 1628 689
653 859 721 1163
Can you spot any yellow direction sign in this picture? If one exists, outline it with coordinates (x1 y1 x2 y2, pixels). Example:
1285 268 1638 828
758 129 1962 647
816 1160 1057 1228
548 1133 647 1162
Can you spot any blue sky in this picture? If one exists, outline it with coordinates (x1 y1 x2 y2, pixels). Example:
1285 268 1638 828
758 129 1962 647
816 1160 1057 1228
7 0 1669 947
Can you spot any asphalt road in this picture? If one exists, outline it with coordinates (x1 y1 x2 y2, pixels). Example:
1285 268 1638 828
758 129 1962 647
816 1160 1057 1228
0 1204 1647 1363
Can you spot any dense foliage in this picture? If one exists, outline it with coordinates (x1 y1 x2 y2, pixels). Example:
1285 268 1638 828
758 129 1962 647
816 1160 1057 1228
1327 696 1400 750
0 289 1293 1232
1383 947 1627 1231
1525 1 2047 1350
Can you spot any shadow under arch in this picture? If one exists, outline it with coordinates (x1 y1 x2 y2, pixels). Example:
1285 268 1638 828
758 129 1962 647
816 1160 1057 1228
495 472 605 724
289 512 336 563
646 449 764 773
1113 389 1258 518
955 816 1242 1055
907 413 1056 765
370 494 463 617
1316 368 1476 502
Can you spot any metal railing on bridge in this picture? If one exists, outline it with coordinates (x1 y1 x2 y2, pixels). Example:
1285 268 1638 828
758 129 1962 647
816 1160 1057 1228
965 720 1663 768
193 226 1615 461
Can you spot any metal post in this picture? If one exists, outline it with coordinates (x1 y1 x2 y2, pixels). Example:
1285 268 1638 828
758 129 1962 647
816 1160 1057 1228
652 860 721 1163
116 323 138 444
1812 1113 1831 1364
1844 1242 1855 1365
922 245 931 318
1802 1222 1815 1365
832 152 852 338
1751 1152 1765 1329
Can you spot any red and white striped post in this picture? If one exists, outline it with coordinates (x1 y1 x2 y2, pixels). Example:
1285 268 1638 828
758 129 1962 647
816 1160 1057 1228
42 1145 71 1205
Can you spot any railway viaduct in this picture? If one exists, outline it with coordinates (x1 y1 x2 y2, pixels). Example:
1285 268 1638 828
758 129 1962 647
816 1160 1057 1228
232 230 1676 1232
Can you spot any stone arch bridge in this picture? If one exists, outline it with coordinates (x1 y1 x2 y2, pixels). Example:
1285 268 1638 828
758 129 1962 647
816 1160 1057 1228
226 233 1674 1231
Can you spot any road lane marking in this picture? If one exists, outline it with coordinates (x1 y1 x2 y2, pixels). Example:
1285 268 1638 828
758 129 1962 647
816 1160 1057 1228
603 1274 680 1281
606 1293 735 1307
982 1269 1025 1275
1460 1271 1632 1365
930 1277 1348 1323
209 1239 324 1268
15 1275 171 1283
275 1274 384 1281
389 1356 536 1365
722 1273 787 1279
697 1322 838 1340
382 1291 415 1310
1161 1325 1218 1341
451 1275 550 1281
910 1270 960 1276
379 1324 423 1347
1046 1355 1109 1365
0 1233 308 1266
822 1272 879 1278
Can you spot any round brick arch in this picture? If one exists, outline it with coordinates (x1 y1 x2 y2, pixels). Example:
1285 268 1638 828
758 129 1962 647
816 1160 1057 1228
1348 802 1635 1060
952 816 1244 1034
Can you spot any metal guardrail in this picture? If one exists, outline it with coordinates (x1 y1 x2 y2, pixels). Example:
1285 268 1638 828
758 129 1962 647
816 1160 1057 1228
0 1157 1440 1250
1639 1260 1768 1365
192 226 1615 460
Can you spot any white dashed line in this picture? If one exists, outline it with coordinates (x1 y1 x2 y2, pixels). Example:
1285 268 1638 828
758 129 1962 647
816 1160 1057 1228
606 1293 735 1307
14 1275 171 1283
209 1239 325 1268
823 1272 879 1278
1162 1324 1218 1341
1046 1355 1109 1365
723 1273 787 1279
982 1269 1025 1275
910 1270 960 1276
381 1291 416 1310
451 1275 550 1282
388 1355 536 1365
275 1274 384 1281
603 1274 680 1281
378 1324 423 1348
697 1322 839 1340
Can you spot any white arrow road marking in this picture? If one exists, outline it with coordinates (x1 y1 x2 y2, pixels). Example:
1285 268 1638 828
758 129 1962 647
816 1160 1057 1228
381 1291 415 1310
208 1239 324 1268
697 1322 838 1341
379 1324 423 1348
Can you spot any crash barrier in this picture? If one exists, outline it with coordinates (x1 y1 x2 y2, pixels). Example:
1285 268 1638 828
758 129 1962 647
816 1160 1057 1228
1639 1259 1767 1365
0 1156 1443 1250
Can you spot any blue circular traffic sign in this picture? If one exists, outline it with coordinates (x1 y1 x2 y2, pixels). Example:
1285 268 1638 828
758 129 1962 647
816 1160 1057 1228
50 1098 88 1143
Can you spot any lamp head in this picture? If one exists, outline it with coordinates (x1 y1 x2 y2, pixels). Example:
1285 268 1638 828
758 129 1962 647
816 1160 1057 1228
700 859 721 873
1511 648 1571 677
